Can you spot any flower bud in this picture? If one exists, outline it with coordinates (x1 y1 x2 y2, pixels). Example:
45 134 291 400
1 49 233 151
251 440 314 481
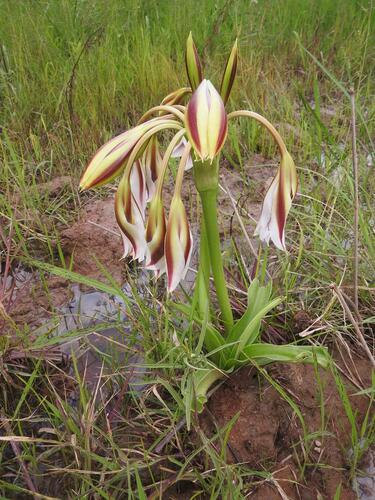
185 79 228 162
185 32 203 91
80 122 154 191
220 39 238 105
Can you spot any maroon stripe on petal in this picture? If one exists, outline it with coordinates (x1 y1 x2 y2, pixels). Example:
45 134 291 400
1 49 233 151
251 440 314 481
165 232 175 289
104 134 130 157
88 151 130 188
115 205 136 252
215 108 228 153
276 183 286 241
193 45 203 81
149 240 165 265
186 97 201 152
184 229 192 262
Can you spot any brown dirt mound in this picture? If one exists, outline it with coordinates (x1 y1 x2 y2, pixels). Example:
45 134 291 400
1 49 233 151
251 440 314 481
200 359 372 499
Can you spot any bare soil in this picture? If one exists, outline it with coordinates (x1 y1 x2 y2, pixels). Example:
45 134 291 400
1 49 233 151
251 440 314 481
200 357 373 499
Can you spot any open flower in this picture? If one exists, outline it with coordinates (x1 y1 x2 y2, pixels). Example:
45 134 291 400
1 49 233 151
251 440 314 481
254 151 297 250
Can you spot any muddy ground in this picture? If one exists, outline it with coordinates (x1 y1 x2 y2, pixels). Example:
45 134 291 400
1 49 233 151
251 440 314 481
199 359 372 499
3 159 374 499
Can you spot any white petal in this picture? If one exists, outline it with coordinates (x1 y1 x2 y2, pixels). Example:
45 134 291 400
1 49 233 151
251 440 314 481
145 255 166 278
121 234 133 259
185 154 193 171
168 244 186 292
171 136 193 170
254 173 285 251
171 137 189 158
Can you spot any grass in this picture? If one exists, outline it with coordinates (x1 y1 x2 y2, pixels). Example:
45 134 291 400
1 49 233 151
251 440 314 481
0 0 374 497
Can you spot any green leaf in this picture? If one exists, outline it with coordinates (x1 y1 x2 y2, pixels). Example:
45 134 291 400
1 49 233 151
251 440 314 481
227 278 274 345
240 343 330 368
183 367 225 429
232 296 282 359
25 259 125 299
134 468 147 500
203 325 226 365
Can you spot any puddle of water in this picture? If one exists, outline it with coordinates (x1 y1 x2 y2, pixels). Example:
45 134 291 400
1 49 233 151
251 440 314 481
352 445 375 500
7 266 147 394
57 283 146 392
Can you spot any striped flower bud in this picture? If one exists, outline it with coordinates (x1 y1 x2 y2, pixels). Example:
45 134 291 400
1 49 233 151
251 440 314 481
220 39 238 105
185 79 228 162
80 119 169 191
185 32 203 91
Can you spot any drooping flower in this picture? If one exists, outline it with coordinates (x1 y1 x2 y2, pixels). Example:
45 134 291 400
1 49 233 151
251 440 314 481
80 121 151 190
79 117 180 191
254 151 297 250
145 194 167 277
115 170 147 262
185 79 228 162
141 136 163 201
165 195 193 292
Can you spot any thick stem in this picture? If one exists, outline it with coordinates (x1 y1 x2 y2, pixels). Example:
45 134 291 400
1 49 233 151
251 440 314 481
197 218 210 319
199 188 234 332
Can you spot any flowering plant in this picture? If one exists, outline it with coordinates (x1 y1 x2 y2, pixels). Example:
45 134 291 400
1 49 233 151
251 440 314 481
80 34 329 420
